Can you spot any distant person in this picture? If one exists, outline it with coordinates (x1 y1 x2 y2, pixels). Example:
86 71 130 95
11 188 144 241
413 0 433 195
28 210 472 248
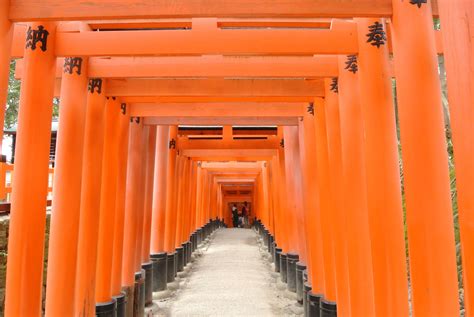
242 202 249 227
232 204 239 227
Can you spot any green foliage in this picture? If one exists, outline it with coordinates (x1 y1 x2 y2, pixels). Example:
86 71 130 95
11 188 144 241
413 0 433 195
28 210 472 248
5 60 20 129
4 60 59 130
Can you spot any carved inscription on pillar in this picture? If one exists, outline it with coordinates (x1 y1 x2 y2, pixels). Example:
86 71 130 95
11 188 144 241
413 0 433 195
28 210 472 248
410 0 427 8
307 103 315 116
25 25 49 51
88 78 103 94
366 21 387 48
169 139 176 149
345 55 358 74
64 57 83 75
330 77 339 93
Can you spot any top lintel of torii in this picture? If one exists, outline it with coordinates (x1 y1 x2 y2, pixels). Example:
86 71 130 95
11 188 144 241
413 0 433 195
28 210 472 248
9 0 439 22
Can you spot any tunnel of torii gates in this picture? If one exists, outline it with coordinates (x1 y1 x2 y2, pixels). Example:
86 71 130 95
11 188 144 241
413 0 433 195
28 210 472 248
0 0 472 317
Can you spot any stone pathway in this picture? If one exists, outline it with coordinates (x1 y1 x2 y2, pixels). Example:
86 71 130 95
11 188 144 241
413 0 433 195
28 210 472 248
153 228 302 316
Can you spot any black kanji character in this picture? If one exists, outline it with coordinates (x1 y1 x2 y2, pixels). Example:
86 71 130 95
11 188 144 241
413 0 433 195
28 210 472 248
88 78 103 94
25 25 49 52
280 139 284 148
169 139 176 149
345 55 358 74
366 21 387 48
307 103 315 115
410 0 427 8
330 77 339 93
64 57 83 75
121 103 127 115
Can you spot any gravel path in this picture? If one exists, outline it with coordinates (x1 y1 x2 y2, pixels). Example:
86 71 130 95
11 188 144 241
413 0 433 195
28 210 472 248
154 228 301 316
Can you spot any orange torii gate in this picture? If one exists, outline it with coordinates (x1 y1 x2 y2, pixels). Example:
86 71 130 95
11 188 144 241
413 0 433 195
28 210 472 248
0 1 472 317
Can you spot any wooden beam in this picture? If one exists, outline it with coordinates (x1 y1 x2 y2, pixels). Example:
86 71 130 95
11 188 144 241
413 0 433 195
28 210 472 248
11 20 358 56
8 0 438 21
130 102 306 117
183 149 276 160
109 78 324 97
15 56 339 79
143 117 299 126
176 138 280 150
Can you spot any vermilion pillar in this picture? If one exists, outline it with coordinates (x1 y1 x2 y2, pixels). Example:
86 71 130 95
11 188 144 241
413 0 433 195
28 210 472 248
356 18 409 316
134 125 150 272
0 2 13 148
75 79 107 316
283 126 306 261
174 155 186 247
5 22 57 317
276 128 289 253
392 1 460 315
142 126 157 263
437 1 474 314
151 126 169 254
111 103 130 297
313 99 337 303
324 78 351 316
164 126 178 253
122 118 144 316
297 102 325 299
95 98 122 305
338 55 375 316
45 57 89 316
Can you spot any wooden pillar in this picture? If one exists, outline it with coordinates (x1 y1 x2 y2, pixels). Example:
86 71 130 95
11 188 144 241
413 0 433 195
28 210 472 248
174 155 186 247
437 1 474 314
5 22 57 317
276 128 289 253
142 126 157 263
111 103 130 296
150 126 169 254
122 118 144 315
297 99 328 297
45 57 89 316
283 126 306 261
134 125 149 271
391 1 459 315
164 126 178 253
0 2 13 148
313 98 338 303
324 78 351 316
338 55 375 316
95 98 122 304
356 18 409 316
74 79 107 316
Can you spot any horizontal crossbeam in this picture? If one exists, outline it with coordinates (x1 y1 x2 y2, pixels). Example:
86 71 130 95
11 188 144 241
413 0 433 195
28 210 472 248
8 0 439 21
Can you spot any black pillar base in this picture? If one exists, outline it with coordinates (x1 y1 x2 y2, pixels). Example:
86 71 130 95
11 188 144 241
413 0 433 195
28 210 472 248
113 292 126 317
182 242 188 266
296 262 307 303
303 282 312 317
133 271 145 317
268 234 274 255
166 252 176 283
308 292 322 317
187 241 192 263
96 299 116 317
280 253 288 283
176 246 184 272
151 252 168 291
274 247 282 273
141 262 153 307
286 253 299 292
122 285 134 317
197 228 203 245
320 298 337 317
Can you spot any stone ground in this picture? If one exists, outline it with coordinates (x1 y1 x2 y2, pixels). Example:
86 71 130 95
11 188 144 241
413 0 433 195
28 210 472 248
150 228 303 316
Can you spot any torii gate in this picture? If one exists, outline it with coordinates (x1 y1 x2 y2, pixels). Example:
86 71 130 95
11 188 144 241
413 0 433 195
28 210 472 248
0 1 472 317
